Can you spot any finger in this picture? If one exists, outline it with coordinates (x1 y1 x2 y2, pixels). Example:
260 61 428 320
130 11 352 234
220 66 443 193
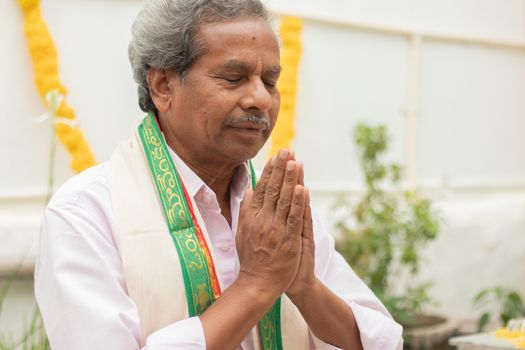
237 189 254 248
285 185 306 239
250 159 273 209
297 161 304 186
262 149 291 212
302 188 314 241
240 188 254 219
274 160 300 224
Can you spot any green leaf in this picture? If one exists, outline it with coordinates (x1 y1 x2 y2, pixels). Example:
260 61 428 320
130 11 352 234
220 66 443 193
473 289 491 306
478 312 490 332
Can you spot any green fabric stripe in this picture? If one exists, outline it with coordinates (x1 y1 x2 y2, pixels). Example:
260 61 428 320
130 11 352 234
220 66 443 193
138 113 214 316
248 160 257 189
274 297 283 350
258 298 283 350
140 114 283 348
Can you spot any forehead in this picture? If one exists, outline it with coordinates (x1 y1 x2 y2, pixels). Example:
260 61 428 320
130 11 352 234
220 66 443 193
195 17 280 69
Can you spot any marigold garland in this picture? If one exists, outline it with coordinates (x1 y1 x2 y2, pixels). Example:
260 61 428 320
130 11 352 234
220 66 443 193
18 0 96 173
269 16 303 157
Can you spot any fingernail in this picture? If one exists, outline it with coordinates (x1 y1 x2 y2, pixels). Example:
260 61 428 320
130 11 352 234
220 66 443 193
271 156 276 166
279 149 288 159
286 161 295 170
294 186 303 195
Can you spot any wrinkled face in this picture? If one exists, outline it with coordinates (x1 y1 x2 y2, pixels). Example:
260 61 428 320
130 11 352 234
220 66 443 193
165 17 281 166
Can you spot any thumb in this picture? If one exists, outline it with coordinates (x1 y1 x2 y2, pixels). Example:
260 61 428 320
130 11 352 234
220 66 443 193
237 189 253 246
240 188 254 218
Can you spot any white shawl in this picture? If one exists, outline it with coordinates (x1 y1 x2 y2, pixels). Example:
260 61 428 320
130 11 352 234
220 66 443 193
108 126 310 349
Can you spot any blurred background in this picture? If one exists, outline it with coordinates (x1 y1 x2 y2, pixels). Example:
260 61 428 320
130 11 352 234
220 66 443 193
2 0 525 348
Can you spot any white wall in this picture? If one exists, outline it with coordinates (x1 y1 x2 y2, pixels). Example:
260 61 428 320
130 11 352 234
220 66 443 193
2 0 525 337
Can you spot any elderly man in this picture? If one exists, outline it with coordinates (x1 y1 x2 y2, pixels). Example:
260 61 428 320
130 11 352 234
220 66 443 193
35 0 402 349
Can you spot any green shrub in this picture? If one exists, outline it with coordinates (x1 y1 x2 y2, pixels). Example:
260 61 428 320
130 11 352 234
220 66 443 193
334 123 440 325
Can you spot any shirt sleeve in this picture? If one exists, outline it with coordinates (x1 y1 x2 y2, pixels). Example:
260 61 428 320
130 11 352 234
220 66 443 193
35 180 207 350
308 211 404 350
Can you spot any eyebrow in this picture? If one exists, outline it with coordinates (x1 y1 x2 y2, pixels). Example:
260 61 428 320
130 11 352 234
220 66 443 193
222 59 281 75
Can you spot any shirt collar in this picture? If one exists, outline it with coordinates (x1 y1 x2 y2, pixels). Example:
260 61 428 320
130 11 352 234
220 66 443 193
167 146 252 201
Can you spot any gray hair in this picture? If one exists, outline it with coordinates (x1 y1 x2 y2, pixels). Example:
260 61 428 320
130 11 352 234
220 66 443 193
128 0 272 114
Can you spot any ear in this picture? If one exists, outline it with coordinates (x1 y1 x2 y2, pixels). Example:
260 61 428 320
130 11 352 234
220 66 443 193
147 68 175 113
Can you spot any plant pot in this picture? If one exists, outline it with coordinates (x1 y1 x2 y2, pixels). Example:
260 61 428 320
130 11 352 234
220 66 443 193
403 314 458 350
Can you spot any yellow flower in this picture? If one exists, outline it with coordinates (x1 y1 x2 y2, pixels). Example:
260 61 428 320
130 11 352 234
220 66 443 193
496 327 525 348
17 0 39 10
269 16 303 157
18 0 96 173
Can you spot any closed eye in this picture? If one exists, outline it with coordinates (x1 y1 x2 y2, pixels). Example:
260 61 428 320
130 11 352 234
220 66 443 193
222 77 243 84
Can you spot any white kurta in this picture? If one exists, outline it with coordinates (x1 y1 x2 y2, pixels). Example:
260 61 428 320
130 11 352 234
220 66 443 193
35 147 403 350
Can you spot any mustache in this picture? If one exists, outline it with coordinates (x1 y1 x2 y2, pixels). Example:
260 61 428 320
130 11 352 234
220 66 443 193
224 114 270 131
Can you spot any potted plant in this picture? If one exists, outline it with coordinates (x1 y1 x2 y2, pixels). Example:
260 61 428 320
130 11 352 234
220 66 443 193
473 286 525 332
333 123 452 348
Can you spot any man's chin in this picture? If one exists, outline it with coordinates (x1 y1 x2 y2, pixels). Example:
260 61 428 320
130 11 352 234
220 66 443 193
224 143 264 164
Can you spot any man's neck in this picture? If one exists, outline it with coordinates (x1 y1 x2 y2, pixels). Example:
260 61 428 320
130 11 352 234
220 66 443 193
163 137 240 225
177 151 238 226
180 153 237 202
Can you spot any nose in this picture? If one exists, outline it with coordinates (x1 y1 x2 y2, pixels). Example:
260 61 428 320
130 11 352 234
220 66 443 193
239 77 273 113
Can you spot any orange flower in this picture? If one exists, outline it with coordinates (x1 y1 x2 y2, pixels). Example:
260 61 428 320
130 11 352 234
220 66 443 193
18 0 96 173
269 16 303 157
